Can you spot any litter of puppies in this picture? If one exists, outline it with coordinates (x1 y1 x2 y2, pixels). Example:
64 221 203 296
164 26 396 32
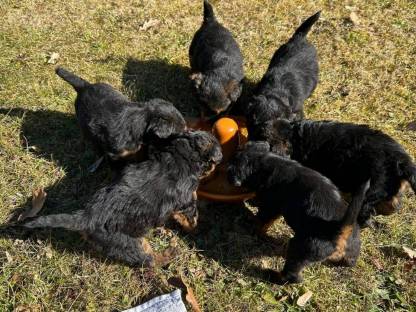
4 0 415 289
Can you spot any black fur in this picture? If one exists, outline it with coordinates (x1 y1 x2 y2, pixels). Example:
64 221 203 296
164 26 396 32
189 0 244 115
23 131 222 266
56 67 186 162
255 119 416 226
246 12 320 135
228 141 369 284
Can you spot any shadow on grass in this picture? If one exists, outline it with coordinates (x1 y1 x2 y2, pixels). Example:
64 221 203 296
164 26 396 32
121 57 258 118
121 58 199 117
0 107 111 260
0 71 270 281
169 201 289 281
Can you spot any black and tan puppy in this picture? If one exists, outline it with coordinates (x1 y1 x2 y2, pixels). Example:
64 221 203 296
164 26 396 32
56 67 186 167
228 141 369 284
23 131 222 267
189 0 244 115
255 119 416 226
246 12 320 136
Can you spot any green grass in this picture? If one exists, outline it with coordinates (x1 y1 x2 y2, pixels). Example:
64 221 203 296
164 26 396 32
1 0 416 310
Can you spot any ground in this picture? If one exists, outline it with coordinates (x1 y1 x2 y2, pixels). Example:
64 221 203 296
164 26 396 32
0 0 415 311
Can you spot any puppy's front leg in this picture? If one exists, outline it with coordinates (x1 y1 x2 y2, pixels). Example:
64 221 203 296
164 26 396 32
172 191 198 233
255 203 282 236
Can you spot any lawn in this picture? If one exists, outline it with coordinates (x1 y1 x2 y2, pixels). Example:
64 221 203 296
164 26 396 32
0 0 415 311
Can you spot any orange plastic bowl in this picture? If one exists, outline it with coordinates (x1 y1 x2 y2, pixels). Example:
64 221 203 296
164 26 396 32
186 116 255 203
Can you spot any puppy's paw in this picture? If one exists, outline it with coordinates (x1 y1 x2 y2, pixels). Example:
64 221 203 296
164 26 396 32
153 247 180 268
263 269 303 285
172 212 198 233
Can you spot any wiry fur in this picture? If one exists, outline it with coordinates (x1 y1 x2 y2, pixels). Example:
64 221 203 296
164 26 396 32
228 141 369 284
189 0 244 115
24 131 222 267
56 67 186 162
255 119 416 226
246 12 320 136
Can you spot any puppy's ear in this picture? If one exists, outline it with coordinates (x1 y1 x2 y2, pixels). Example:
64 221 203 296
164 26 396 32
190 72 203 89
147 117 175 138
224 79 242 102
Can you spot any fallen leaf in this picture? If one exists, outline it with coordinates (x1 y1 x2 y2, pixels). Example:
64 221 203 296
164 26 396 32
406 121 416 131
17 188 47 221
47 52 60 64
5 251 13 263
168 276 201 312
349 12 360 25
403 246 416 259
296 290 313 307
139 19 160 31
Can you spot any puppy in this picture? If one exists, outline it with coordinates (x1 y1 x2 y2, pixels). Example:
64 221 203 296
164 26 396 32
56 67 186 166
246 12 320 135
23 131 222 267
228 141 369 284
254 119 416 226
189 0 244 115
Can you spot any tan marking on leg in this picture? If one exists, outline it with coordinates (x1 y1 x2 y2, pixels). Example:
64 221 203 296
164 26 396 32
117 146 141 159
327 225 353 262
139 238 175 267
375 180 411 216
153 247 178 267
375 180 410 216
200 164 216 180
172 212 197 233
141 238 154 254
375 199 396 216
400 180 410 193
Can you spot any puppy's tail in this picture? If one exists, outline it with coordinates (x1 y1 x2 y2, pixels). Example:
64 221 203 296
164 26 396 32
293 11 321 39
23 210 88 232
55 67 90 92
341 180 370 226
203 0 216 23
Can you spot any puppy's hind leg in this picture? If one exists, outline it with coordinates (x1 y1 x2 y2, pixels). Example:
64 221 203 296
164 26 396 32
90 230 177 267
267 235 331 284
172 191 199 233
269 236 310 284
